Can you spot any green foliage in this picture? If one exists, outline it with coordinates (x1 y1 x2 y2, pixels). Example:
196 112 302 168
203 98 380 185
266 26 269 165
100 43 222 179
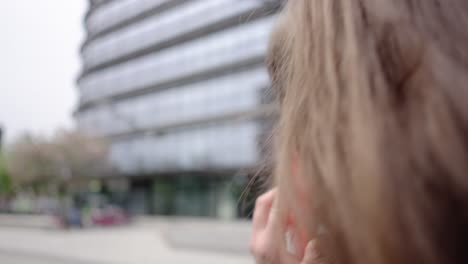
0 155 13 196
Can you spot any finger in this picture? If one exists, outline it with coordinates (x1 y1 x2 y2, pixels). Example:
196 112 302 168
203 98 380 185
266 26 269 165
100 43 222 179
253 188 277 229
301 240 321 264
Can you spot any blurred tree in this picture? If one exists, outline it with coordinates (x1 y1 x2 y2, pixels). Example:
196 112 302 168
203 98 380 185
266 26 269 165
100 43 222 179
52 130 112 180
6 131 112 187
0 154 13 196
7 134 57 186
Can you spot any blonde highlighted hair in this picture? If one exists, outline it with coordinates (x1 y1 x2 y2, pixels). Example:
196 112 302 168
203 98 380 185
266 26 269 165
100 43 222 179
270 1 468 263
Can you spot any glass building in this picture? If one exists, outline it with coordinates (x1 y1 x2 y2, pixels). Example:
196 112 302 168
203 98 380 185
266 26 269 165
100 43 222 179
75 0 280 217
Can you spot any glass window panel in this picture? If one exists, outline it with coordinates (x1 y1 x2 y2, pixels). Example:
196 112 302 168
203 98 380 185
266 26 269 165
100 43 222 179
77 67 269 137
80 16 275 102
85 0 268 68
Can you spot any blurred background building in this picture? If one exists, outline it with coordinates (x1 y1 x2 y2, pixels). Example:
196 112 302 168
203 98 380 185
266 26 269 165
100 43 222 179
75 0 281 218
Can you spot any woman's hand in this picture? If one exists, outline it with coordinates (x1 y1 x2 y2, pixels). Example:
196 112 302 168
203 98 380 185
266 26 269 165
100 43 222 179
250 188 323 264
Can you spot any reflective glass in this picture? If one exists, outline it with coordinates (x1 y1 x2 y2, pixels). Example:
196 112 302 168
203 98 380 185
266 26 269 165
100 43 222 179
109 121 259 173
84 0 267 68
77 67 269 137
79 16 275 103
87 0 168 36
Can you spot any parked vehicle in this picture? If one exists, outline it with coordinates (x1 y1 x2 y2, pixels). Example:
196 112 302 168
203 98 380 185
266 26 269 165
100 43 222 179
90 205 130 227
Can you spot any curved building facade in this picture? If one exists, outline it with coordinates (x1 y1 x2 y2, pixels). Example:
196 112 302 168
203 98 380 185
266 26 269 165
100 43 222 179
76 0 280 217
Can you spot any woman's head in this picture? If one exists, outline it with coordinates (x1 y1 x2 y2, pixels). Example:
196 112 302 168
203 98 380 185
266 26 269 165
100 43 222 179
270 1 468 263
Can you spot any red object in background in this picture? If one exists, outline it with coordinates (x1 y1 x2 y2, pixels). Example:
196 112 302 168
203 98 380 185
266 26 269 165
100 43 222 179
54 214 67 228
91 206 130 226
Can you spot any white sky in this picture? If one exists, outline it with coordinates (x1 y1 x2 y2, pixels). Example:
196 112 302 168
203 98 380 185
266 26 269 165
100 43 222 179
0 0 87 143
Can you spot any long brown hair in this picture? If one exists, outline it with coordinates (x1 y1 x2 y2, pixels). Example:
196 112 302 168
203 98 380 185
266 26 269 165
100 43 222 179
270 1 468 263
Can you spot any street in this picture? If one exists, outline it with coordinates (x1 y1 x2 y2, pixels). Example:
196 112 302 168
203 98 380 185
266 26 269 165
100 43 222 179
0 249 105 264
0 217 254 264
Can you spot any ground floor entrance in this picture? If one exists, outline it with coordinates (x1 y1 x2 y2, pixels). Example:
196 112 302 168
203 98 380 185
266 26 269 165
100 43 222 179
101 173 257 219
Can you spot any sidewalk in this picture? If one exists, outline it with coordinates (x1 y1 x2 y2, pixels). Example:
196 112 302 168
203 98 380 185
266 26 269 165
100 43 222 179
139 216 252 254
0 214 56 229
0 216 253 264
